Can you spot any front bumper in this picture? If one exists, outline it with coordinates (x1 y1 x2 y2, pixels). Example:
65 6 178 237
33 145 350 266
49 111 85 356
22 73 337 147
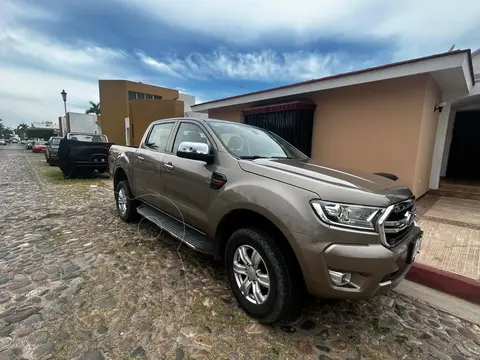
296 225 422 299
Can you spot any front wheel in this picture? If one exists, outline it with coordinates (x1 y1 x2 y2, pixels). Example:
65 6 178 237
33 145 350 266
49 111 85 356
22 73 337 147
225 227 301 323
115 180 138 222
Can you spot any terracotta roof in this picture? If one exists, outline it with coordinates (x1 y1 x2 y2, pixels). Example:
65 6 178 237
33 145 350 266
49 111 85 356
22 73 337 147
193 50 474 108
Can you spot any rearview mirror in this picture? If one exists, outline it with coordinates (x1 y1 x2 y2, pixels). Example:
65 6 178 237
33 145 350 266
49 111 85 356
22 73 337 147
177 141 214 164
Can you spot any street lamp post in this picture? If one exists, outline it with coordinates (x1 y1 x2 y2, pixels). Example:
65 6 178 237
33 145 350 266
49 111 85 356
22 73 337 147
61 89 67 115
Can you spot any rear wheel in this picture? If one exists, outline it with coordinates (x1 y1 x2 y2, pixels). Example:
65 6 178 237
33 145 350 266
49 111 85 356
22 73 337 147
115 180 138 222
225 227 301 323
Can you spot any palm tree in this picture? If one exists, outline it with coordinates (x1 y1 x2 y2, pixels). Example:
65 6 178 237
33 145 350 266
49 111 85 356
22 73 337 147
0 119 5 137
85 101 100 115
15 123 29 139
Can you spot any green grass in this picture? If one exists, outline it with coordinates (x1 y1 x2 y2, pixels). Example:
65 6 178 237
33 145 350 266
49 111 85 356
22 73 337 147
44 166 109 187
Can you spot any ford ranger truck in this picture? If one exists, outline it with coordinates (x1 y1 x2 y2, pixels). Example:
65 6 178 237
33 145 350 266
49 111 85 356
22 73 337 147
109 117 423 323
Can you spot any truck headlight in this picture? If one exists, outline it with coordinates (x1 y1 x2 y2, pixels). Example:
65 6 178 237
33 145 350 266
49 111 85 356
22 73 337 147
311 201 382 231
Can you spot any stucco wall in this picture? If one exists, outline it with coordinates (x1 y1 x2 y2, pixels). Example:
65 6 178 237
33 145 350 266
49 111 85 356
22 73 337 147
129 99 184 145
99 80 180 145
205 75 439 197
99 80 128 145
309 75 430 196
208 105 248 122
413 77 442 195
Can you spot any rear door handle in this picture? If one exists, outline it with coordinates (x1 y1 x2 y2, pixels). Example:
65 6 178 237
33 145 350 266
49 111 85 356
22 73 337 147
137 155 145 161
163 162 174 170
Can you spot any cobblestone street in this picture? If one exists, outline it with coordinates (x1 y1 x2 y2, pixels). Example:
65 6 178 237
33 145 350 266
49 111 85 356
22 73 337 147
1 145 480 360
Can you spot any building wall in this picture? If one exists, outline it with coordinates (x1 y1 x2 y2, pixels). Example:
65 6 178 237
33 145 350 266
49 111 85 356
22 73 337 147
208 104 249 122
179 93 196 113
309 75 430 196
473 52 480 81
128 99 184 145
204 75 441 197
413 77 442 195
99 80 181 145
99 80 128 145
125 81 179 100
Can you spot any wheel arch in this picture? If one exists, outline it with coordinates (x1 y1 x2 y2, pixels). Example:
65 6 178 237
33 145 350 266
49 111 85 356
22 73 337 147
114 167 130 191
214 208 306 289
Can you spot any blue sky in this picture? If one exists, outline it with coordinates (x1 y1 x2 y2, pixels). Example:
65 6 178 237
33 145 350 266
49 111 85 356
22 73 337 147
1 0 479 128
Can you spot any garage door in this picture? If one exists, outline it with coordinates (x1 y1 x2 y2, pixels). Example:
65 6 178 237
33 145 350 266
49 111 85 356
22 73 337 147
243 101 316 156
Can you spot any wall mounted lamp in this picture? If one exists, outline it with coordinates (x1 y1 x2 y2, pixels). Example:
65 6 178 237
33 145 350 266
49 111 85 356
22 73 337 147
434 101 446 113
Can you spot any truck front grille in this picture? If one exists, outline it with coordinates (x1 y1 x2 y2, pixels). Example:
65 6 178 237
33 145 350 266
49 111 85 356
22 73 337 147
377 198 416 247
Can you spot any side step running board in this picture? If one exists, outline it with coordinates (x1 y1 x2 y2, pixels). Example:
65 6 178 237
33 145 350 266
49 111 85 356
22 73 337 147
136 204 214 255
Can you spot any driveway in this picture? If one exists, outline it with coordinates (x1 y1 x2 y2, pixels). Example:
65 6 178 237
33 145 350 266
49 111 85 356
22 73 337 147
0 145 479 359
417 194 480 280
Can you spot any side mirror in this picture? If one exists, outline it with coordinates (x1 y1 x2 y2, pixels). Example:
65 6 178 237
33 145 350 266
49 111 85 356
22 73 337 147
176 141 214 164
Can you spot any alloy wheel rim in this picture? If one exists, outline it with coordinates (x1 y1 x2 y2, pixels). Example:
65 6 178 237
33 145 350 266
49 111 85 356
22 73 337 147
117 188 127 215
233 245 270 305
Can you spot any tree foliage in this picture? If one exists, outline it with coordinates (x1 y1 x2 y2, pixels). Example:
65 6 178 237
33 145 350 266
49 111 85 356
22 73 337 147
85 101 100 115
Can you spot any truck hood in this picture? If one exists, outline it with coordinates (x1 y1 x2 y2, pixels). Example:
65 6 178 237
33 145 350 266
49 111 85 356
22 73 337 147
238 158 413 207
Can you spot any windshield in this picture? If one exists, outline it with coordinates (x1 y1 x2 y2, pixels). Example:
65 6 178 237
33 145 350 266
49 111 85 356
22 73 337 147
69 134 107 143
206 120 308 160
51 138 61 145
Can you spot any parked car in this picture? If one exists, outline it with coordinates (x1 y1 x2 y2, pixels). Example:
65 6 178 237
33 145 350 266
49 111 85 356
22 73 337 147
21 139 27 144
0 139 6 146
45 136 62 165
11 138 19 143
109 117 423 323
57 132 111 178
26 139 36 150
32 142 48 153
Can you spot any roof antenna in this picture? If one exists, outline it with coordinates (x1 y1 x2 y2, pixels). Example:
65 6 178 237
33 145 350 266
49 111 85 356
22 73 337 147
448 44 455 52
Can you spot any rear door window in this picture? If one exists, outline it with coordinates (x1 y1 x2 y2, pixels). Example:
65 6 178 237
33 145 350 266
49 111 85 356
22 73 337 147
145 122 175 151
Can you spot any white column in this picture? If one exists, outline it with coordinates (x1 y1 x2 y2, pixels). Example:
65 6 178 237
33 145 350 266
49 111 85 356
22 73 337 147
429 102 452 189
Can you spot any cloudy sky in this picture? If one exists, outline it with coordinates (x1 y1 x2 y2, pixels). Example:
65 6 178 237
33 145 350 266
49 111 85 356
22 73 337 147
1 0 479 128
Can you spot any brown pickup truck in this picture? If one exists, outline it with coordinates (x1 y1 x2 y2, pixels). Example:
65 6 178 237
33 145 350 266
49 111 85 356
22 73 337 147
109 117 423 323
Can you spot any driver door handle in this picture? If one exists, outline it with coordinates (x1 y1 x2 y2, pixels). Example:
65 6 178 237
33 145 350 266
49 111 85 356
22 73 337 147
137 155 145 161
163 162 174 170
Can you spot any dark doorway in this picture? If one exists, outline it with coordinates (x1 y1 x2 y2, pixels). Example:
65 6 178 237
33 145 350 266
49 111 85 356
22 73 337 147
243 101 316 156
446 110 480 180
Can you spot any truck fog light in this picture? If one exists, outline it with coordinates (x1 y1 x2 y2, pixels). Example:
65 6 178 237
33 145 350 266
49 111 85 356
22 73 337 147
328 270 352 286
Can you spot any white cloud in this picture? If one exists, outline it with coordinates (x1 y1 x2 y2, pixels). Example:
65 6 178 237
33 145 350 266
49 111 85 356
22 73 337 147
0 67 99 127
0 0 54 33
0 19 142 128
119 0 480 56
138 49 372 82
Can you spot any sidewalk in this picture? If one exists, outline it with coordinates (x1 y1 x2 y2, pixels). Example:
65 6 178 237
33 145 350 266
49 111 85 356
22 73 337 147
416 194 480 281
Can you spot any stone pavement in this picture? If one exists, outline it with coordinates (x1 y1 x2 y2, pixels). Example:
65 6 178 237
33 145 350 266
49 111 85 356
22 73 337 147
0 144 480 359
416 195 480 280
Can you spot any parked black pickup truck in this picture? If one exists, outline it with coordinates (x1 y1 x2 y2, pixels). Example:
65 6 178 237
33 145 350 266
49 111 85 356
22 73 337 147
58 132 112 178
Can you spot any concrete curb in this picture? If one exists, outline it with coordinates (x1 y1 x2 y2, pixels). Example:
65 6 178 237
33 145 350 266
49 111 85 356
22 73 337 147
406 263 480 305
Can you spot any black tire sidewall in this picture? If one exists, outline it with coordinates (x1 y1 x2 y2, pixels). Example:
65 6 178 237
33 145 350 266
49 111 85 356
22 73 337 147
115 181 136 222
225 228 289 323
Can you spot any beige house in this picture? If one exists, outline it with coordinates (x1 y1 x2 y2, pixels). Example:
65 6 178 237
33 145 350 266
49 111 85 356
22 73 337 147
192 50 480 198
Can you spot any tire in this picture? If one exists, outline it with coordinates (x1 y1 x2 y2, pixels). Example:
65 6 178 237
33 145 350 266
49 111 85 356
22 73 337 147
225 227 301 324
115 180 138 222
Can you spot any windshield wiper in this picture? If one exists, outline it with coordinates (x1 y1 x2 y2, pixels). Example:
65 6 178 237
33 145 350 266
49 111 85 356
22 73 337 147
239 155 292 160
239 155 267 160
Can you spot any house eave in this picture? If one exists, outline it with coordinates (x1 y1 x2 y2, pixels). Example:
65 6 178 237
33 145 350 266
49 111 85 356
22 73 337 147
192 50 474 112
